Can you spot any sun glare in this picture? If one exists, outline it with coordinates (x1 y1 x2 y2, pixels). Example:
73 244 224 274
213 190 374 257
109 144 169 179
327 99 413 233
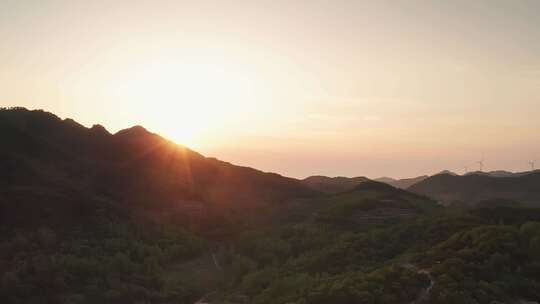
105 58 258 147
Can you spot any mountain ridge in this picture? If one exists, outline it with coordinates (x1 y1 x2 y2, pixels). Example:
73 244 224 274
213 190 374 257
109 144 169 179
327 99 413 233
0 108 317 233
301 175 370 193
408 171 540 206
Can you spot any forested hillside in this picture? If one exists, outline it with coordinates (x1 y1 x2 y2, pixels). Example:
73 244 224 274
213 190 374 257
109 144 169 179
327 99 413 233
211 203 540 304
0 108 316 303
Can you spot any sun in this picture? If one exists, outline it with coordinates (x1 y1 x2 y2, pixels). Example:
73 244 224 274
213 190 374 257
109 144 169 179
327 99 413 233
106 58 258 148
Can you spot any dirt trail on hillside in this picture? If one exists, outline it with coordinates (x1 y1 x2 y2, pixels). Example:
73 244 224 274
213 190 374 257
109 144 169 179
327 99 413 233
192 253 222 304
401 263 435 304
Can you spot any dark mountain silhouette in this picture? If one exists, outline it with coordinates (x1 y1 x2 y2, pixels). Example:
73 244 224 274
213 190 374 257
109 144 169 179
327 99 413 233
436 170 458 176
408 172 540 206
352 179 415 193
375 175 429 189
0 108 316 233
348 180 434 202
465 170 540 178
374 177 395 184
301 175 369 193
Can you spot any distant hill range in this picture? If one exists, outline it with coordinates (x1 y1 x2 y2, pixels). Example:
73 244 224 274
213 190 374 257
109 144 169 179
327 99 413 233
408 171 540 206
465 170 540 178
0 108 316 235
303 168 540 208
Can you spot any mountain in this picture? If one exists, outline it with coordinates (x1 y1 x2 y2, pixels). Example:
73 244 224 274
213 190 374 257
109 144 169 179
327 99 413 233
3 108 540 304
465 170 540 178
436 170 458 176
374 176 396 184
301 175 369 193
391 175 429 189
313 181 438 229
280 179 438 226
408 172 540 206
374 175 429 189
0 108 316 234
0 108 320 302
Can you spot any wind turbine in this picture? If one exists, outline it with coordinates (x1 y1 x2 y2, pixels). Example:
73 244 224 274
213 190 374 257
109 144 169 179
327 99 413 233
529 160 536 171
477 158 484 172
463 165 469 175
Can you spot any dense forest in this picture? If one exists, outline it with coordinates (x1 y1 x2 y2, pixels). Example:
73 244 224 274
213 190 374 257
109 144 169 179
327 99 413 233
207 182 540 304
2 108 540 304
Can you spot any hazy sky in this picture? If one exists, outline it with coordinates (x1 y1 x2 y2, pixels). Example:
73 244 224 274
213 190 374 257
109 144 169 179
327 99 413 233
1 0 539 178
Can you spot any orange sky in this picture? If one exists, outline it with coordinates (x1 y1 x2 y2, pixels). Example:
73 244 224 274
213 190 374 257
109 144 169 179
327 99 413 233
1 0 539 178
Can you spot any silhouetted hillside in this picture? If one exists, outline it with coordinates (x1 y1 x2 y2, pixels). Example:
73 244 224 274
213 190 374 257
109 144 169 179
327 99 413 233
408 172 540 206
0 108 316 233
465 170 540 178
301 175 369 193
375 175 429 189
